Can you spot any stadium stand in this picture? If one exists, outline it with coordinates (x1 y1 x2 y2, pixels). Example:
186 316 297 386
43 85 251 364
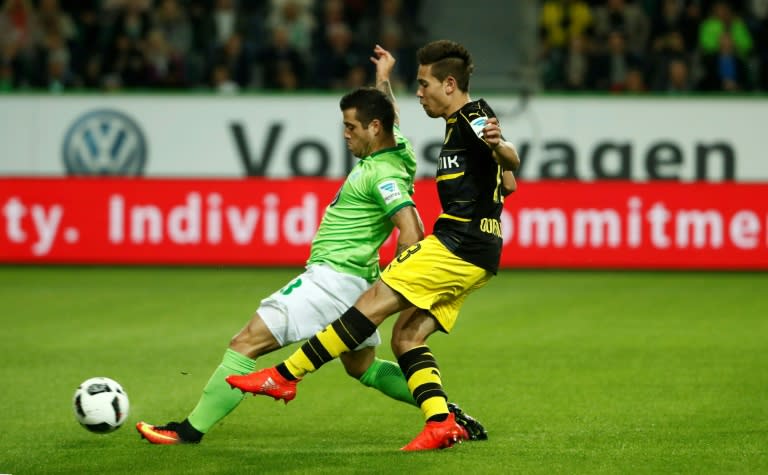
0 0 765 92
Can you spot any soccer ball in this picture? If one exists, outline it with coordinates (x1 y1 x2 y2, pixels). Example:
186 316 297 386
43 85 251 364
72 377 130 433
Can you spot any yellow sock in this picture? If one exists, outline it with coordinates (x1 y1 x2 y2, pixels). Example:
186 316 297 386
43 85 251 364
283 349 315 379
280 306 377 379
398 345 449 421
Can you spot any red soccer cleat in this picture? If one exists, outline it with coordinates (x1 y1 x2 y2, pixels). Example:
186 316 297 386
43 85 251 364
226 367 299 404
400 413 469 451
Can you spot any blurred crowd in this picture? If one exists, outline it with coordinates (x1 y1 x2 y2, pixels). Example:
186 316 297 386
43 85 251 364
0 0 425 92
2 0 766 94
540 0 768 93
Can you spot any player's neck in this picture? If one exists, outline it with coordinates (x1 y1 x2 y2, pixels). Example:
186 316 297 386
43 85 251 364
443 93 472 120
370 135 396 155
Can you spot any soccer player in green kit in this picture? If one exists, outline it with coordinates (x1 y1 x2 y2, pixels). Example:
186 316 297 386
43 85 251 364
136 44 487 445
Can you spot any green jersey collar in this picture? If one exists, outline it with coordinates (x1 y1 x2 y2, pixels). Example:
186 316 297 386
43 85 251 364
368 142 406 159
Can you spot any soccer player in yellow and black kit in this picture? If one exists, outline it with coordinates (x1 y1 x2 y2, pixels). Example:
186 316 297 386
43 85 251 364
228 40 519 451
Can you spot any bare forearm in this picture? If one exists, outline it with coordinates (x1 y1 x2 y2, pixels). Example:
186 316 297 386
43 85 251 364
376 78 395 104
493 141 520 172
395 229 421 256
371 45 399 126
501 170 517 196
391 207 424 257
376 78 399 126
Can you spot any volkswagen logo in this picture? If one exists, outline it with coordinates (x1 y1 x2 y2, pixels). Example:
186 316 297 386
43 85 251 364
62 109 148 175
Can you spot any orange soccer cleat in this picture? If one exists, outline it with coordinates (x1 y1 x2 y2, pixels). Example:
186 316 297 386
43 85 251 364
136 421 201 445
226 367 299 403
400 412 469 451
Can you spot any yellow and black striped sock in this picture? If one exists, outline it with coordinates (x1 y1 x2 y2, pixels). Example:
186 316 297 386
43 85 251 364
398 346 449 422
276 306 377 380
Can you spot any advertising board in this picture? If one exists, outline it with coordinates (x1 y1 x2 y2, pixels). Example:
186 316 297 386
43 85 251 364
0 96 762 181
2 178 766 269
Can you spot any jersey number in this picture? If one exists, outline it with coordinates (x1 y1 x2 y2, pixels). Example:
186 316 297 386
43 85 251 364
280 278 303 295
395 243 422 263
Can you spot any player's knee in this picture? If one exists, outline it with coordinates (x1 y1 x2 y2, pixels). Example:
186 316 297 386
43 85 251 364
228 314 278 358
355 282 405 325
228 329 252 355
391 336 420 357
342 361 365 379
391 322 430 356
340 349 374 379
229 320 254 346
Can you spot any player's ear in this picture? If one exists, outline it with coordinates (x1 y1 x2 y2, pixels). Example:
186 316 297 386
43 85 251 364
444 76 457 95
370 118 382 135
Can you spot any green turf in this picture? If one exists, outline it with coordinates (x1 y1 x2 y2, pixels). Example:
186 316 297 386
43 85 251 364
0 266 766 474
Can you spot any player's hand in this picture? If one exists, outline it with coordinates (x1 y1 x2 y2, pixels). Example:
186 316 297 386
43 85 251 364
371 44 396 81
483 117 502 149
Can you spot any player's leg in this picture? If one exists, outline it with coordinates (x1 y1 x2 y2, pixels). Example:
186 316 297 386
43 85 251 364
186 314 282 432
381 236 492 450
228 241 431 397
139 267 342 444
390 308 471 451
227 279 411 396
392 309 472 451
343 338 488 440
136 312 281 444
343 346 416 405
280 280 410 378
391 310 445 420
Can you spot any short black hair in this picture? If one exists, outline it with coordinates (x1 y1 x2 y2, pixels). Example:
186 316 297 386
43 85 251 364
416 40 474 92
339 87 395 133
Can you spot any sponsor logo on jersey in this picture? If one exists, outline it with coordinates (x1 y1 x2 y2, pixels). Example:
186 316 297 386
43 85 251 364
62 109 148 175
377 180 402 204
469 116 488 139
438 154 461 170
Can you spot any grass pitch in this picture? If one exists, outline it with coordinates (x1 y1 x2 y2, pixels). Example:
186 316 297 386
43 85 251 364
0 266 766 474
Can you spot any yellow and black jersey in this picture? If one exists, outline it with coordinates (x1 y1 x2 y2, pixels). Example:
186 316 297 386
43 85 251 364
433 99 505 274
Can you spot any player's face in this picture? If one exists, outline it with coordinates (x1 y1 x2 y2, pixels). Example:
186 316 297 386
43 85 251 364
416 64 449 119
342 108 374 158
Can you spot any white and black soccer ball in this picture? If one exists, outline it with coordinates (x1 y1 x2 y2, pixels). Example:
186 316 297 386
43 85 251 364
72 377 130 433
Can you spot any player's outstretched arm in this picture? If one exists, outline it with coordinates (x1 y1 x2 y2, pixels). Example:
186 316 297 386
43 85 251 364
371 44 400 127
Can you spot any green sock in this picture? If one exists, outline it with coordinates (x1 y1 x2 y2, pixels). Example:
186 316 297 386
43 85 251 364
359 358 416 406
187 348 256 433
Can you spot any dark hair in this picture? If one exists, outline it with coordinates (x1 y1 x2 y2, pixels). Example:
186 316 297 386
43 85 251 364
416 40 474 92
339 87 395 132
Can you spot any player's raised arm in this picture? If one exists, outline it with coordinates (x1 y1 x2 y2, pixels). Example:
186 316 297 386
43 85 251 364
370 44 400 127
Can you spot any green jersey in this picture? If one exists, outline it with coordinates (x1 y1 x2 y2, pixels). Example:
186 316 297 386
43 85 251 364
307 127 417 282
